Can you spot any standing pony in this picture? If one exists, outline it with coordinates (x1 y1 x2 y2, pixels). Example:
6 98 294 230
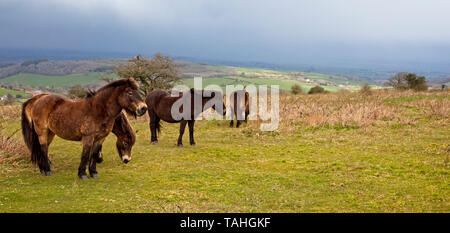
146 88 224 147
21 78 147 179
229 90 250 128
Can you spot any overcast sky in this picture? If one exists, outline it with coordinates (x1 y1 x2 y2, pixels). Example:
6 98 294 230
1 0 450 67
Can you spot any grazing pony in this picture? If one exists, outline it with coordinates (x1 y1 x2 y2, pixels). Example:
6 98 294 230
21 78 147 179
146 88 224 147
229 90 250 128
92 112 136 165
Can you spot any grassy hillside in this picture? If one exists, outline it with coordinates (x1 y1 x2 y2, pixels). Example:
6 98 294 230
180 76 344 92
0 61 371 92
0 72 110 88
0 90 448 212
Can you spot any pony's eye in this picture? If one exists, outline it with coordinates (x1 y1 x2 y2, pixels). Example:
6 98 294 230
123 142 128 147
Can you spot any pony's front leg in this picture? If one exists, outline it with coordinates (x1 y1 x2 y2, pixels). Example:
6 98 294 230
188 120 196 146
78 136 94 180
89 140 105 178
177 120 187 147
92 144 103 164
149 110 159 144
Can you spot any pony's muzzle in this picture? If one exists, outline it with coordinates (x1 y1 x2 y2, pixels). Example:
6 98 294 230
137 103 147 116
122 155 131 164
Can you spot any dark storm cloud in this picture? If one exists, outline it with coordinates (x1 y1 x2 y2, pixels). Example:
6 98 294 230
1 0 450 68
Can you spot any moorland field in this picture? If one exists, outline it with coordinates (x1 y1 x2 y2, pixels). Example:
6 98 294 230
0 90 448 212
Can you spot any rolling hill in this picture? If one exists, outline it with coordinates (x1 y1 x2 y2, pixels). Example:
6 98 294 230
0 59 372 93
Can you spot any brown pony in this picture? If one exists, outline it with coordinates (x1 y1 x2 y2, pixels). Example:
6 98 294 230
92 112 136 165
229 90 250 128
21 78 147 179
146 88 224 147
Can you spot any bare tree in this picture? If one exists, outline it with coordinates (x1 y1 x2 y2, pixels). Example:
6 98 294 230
385 72 428 91
385 72 409 90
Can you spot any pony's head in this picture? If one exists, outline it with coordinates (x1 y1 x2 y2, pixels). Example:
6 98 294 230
116 78 147 117
113 113 136 164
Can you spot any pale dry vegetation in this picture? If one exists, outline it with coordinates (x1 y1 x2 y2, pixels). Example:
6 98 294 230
409 99 450 119
0 105 28 164
278 92 398 130
244 89 449 131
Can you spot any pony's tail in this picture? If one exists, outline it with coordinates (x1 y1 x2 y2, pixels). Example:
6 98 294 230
21 99 34 152
21 100 44 167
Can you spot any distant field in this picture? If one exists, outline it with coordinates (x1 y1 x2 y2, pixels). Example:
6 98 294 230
180 76 345 92
0 87 29 97
0 73 110 88
181 64 368 92
0 62 371 92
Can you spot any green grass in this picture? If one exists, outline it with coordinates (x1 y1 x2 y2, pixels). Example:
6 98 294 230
180 76 342 92
0 63 370 93
0 93 448 212
0 87 29 97
0 72 109 88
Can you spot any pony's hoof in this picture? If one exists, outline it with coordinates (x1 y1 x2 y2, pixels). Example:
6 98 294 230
96 158 104 164
40 169 45 174
45 171 52 176
90 173 99 179
190 143 196 146
151 141 158 145
79 175 89 180
177 144 183 148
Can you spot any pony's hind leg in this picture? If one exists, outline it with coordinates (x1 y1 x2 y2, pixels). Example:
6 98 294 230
46 131 55 166
36 129 52 176
188 120 196 146
229 107 234 127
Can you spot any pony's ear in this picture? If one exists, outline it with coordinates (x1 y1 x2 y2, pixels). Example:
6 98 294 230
190 88 195 94
128 77 139 89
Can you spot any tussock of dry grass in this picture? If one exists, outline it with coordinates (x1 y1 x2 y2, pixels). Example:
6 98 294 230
275 91 399 130
0 132 28 164
0 105 28 164
413 99 450 119
0 105 21 119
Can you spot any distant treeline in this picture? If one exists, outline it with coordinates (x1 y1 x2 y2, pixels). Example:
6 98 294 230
21 59 49 67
